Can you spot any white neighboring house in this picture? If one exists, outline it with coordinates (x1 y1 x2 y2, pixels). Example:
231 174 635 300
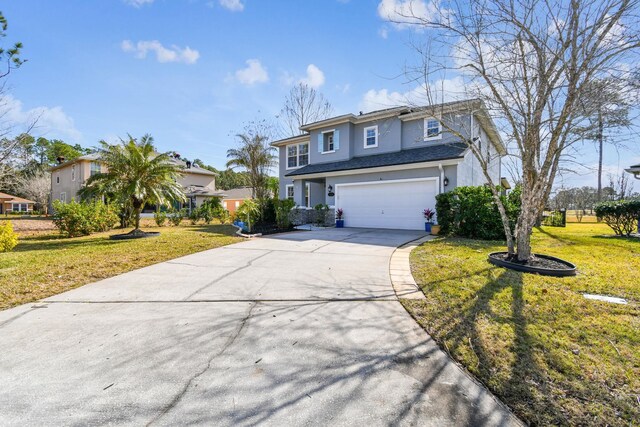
272 99 508 230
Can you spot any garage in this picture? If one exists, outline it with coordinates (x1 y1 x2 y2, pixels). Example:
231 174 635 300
335 178 439 230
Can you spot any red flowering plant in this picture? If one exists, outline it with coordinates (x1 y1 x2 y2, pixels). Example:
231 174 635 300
423 208 435 223
336 208 344 220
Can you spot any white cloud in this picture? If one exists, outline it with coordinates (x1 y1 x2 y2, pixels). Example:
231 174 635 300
300 64 325 88
377 0 439 29
121 40 200 64
219 0 244 12
1 95 82 142
235 59 269 85
379 27 389 39
359 77 467 113
123 0 154 7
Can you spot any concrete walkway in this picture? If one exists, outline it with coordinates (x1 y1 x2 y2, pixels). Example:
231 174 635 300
0 228 521 426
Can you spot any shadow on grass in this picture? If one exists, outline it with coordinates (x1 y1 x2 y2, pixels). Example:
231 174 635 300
14 235 124 252
183 224 238 236
430 267 569 425
534 226 576 245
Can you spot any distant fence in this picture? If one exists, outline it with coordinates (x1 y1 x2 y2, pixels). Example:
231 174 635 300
541 209 567 227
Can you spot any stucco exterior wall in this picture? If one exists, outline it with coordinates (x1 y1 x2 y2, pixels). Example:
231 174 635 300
308 122 352 164
351 116 402 157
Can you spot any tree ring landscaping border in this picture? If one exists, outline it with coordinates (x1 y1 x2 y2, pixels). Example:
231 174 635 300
488 252 577 277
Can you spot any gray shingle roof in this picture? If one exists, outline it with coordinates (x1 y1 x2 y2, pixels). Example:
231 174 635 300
285 143 468 177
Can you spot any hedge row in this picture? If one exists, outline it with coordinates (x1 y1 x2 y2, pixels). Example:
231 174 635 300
435 185 521 240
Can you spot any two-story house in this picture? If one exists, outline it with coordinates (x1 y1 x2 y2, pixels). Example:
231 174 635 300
272 99 506 230
50 153 223 213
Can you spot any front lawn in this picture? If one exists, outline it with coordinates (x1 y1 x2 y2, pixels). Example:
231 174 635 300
0 222 240 311
404 223 639 426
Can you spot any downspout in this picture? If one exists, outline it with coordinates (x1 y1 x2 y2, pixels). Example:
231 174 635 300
438 163 445 193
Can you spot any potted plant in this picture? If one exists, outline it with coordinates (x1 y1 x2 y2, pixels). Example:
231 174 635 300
423 208 435 233
335 208 344 228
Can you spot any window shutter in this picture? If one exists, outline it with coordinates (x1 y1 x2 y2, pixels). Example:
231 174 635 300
334 130 340 150
318 133 323 153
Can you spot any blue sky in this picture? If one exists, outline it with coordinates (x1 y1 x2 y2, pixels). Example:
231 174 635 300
3 0 639 188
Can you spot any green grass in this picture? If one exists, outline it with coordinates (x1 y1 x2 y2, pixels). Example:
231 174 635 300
404 223 639 426
0 223 240 311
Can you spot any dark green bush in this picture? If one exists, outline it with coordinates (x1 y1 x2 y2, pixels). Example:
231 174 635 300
52 200 118 238
435 185 521 240
594 200 640 236
275 198 295 228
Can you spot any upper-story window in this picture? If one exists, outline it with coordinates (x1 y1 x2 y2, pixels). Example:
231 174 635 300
71 164 76 181
90 162 101 176
322 131 334 153
364 125 378 148
55 175 60 185
287 143 309 169
424 118 442 139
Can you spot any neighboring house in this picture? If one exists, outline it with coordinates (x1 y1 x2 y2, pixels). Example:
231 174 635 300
0 192 35 214
272 99 507 230
221 187 253 214
49 154 223 213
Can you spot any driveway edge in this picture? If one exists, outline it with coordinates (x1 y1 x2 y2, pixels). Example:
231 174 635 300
389 235 435 300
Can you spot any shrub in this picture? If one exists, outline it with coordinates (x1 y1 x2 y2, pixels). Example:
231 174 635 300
198 198 222 224
595 200 640 236
260 198 277 224
215 207 231 224
52 200 117 237
0 220 18 252
91 202 119 232
168 208 185 226
189 209 201 225
314 203 330 226
154 210 167 227
435 185 521 240
542 210 566 227
275 198 295 229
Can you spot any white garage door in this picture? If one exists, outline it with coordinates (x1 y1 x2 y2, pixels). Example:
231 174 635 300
335 178 438 230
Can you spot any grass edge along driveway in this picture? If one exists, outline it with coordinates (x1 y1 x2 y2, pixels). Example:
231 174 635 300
0 223 241 311
403 223 639 426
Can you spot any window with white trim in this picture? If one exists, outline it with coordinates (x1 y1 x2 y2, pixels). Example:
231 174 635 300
424 118 441 139
286 143 309 169
286 184 294 201
11 203 28 212
71 164 76 181
90 162 101 176
60 192 66 203
364 125 378 148
322 132 334 153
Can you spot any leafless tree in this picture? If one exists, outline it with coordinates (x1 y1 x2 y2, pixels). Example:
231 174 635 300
278 83 333 137
391 0 640 261
573 78 633 201
17 171 50 213
609 172 635 200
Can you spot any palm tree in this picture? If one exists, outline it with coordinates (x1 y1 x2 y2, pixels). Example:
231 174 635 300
80 135 185 234
226 133 276 200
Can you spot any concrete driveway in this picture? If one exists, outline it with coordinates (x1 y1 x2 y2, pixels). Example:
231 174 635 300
0 228 521 426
